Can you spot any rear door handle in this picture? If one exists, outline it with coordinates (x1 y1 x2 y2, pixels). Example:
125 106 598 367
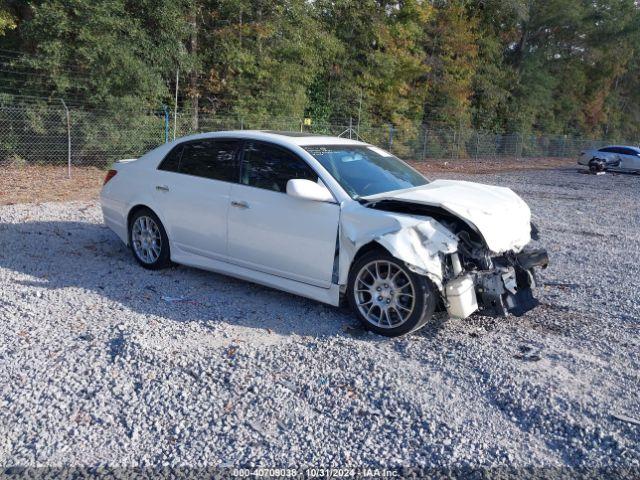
231 200 250 209
156 185 169 192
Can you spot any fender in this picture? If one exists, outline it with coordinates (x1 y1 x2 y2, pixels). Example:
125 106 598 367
101 161 173 250
338 202 458 291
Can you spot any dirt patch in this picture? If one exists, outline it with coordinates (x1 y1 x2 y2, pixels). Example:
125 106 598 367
0 157 577 205
409 156 575 175
0 165 106 205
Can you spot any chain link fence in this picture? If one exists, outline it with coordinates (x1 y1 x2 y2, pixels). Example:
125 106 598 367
1 102 637 174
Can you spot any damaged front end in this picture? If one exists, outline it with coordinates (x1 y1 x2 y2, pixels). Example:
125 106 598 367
461 248 549 318
588 156 620 173
351 194 549 321
433 214 549 319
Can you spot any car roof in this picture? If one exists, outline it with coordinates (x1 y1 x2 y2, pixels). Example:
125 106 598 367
599 145 640 152
171 130 369 147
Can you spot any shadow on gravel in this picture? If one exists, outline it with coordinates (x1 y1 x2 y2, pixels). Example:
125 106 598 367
1 220 359 338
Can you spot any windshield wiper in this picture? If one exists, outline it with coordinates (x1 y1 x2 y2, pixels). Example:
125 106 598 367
357 197 378 207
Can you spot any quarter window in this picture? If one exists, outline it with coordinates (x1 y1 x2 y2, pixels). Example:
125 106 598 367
158 145 183 172
178 140 240 182
620 147 638 156
241 142 318 193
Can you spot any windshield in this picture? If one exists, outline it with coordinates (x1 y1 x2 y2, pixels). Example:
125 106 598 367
303 145 428 198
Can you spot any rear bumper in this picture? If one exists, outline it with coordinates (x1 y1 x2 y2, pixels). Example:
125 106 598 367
100 193 128 244
475 248 549 317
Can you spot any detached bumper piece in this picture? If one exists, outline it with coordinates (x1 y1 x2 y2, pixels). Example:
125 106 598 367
475 248 549 317
516 248 549 270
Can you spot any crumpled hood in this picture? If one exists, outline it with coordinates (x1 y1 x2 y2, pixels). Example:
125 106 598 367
363 179 532 253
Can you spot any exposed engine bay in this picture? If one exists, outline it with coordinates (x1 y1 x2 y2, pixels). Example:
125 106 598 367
364 199 549 319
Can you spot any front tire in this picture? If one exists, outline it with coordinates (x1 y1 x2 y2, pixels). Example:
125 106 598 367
588 157 606 173
128 208 171 270
347 250 437 337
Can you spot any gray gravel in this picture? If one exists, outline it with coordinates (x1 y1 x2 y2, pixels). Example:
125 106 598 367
0 167 639 471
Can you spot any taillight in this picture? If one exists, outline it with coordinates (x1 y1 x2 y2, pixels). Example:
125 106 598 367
104 169 117 185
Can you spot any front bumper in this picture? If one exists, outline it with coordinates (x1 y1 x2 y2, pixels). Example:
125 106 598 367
588 157 620 172
475 248 549 317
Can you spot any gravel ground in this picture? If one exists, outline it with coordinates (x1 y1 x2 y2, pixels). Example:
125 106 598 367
0 167 638 473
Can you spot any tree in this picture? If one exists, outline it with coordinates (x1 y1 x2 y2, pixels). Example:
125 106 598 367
423 1 478 128
0 0 638 141
470 0 521 131
0 1 17 37
1 0 192 109
314 0 432 129
193 0 336 126
504 0 640 138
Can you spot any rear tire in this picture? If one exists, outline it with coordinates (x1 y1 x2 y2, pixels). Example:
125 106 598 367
347 249 437 337
128 208 171 270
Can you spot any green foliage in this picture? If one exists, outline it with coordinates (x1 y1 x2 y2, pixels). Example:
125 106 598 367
501 0 640 138
313 0 432 127
0 6 16 37
423 1 478 127
2 0 191 108
0 0 638 140
199 0 337 121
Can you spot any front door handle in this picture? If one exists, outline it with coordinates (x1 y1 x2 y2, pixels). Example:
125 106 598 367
156 185 170 192
231 200 250 209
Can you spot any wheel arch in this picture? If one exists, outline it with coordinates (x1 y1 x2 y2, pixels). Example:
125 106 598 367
125 204 170 247
127 204 153 229
344 235 450 297
126 203 173 269
339 241 392 305
345 242 440 336
348 239 445 285
349 241 392 272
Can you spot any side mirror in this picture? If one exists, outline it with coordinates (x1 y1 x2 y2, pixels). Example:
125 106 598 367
286 179 334 203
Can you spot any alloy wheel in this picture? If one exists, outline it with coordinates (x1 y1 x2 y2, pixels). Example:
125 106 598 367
131 215 162 264
354 260 416 329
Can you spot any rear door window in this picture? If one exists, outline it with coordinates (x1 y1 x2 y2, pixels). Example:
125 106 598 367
178 139 241 182
599 147 632 155
240 141 318 193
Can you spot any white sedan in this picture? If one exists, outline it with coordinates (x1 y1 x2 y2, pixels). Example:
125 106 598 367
101 131 548 336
